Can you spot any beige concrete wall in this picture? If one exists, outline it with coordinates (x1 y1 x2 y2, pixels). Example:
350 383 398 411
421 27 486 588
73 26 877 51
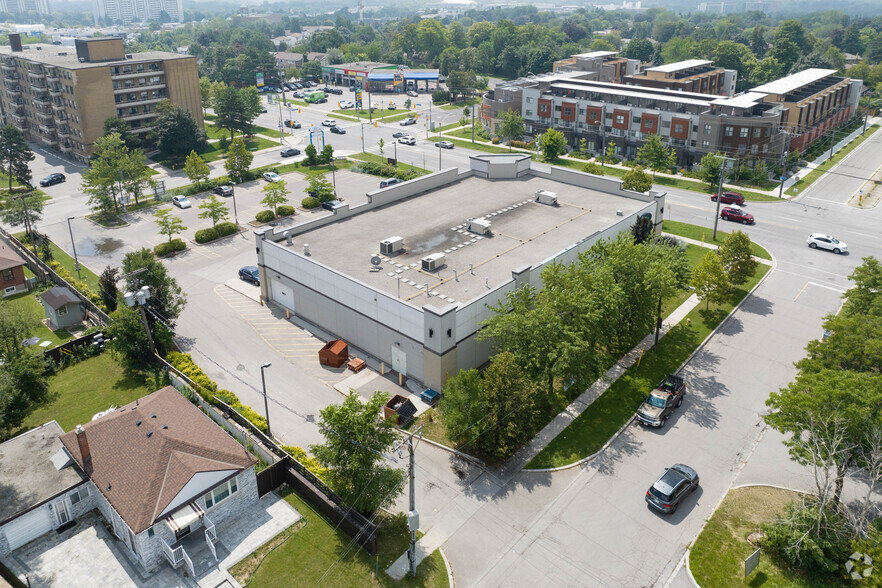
84 38 125 62
164 57 204 129
71 67 115 155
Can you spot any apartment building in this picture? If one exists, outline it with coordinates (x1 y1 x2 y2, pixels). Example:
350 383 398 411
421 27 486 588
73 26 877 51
624 59 736 97
0 0 49 15
94 0 184 25
0 36 202 163
552 51 640 83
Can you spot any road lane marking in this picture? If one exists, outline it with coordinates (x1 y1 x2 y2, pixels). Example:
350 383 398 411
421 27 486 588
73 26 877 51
794 282 808 301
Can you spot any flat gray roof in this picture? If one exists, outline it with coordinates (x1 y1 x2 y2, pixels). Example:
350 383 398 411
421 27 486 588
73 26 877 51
646 59 713 73
0 421 85 525
293 175 648 307
551 82 714 107
750 68 837 96
711 92 768 108
572 51 619 59
0 44 192 69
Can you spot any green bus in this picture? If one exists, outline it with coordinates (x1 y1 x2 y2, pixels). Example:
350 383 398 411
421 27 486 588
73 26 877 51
303 90 326 103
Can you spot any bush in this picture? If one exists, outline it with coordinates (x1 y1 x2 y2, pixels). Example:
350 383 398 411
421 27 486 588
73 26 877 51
255 210 275 223
491 137 500 144
761 499 851 573
301 196 320 209
582 162 604 175
281 445 330 482
432 89 450 104
154 238 186 257
216 221 237 237
510 140 536 150
277 205 295 217
476 128 492 141
194 227 219 244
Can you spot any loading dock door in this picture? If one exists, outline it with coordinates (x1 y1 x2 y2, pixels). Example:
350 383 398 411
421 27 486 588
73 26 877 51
271 280 295 311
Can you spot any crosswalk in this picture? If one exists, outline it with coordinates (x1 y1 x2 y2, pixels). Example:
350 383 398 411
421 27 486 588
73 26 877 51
213 285 350 386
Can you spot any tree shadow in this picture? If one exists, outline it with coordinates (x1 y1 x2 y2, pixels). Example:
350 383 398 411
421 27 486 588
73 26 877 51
735 291 773 317
680 346 727 430
585 425 645 477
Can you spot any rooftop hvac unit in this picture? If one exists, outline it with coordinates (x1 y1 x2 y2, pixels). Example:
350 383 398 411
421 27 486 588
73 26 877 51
535 190 558 206
421 253 445 272
467 217 491 235
380 236 404 255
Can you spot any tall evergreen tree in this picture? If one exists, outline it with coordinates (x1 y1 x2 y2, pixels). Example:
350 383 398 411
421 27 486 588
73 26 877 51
0 125 34 191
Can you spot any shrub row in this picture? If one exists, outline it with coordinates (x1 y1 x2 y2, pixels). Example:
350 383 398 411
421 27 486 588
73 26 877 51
301 196 320 209
154 238 186 257
510 140 536 150
255 210 275 223
491 137 500 144
277 205 295 217
354 160 423 181
194 221 237 244
281 445 330 482
582 162 605 176
166 351 269 433
45 260 107 312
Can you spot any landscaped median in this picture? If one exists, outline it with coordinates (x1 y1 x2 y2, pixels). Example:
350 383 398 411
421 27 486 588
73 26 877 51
525 228 771 470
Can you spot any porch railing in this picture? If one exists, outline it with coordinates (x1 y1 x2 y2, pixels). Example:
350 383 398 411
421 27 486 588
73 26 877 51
163 538 183 567
182 548 195 577
204 515 218 562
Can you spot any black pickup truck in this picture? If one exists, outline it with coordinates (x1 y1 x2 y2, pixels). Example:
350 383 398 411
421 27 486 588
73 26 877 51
636 375 686 428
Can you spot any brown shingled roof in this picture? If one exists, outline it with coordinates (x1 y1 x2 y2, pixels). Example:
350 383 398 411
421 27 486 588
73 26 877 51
59 387 256 534
0 241 25 272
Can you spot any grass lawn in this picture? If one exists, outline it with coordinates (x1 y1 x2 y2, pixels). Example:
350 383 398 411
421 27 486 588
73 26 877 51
15 233 102 292
230 487 448 588
204 113 216 121
152 136 277 168
203 123 229 141
337 109 412 123
2 292 74 348
526 249 771 469
0 189 51 210
350 152 429 175
690 486 846 587
663 219 772 260
439 98 477 110
19 353 154 434
786 124 880 197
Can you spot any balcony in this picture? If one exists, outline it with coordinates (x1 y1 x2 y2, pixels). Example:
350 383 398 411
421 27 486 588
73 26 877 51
35 111 53 121
57 127 70 138
52 101 65 112
114 83 165 94
30 82 47 92
116 96 166 109
1 64 16 73
58 143 71 152
40 135 58 146
121 112 156 122
49 88 62 97
3 73 18 81
11 111 26 121
46 73 59 82
111 69 164 80
38 122 56 133
12 120 27 130
131 125 155 134
33 97 51 107
27 69 45 79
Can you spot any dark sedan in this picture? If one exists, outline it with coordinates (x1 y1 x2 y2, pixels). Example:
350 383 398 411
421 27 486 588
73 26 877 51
281 147 301 157
40 173 65 186
238 266 259 285
329 126 346 134
720 206 754 225
711 191 745 205
645 464 699 514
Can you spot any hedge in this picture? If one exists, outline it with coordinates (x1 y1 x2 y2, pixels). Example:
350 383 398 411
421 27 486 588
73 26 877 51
582 162 605 175
277 205 295 217
255 210 275 223
353 160 423 181
215 221 237 237
194 227 219 244
154 238 186 257
281 445 330 482
510 140 536 149
301 196 320 209
166 351 269 433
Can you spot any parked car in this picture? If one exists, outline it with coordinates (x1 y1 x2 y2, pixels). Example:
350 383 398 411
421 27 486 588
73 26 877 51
636 375 686 428
329 126 346 134
213 185 233 197
293 83 303 89
435 141 454 149
316 97 327 103
806 233 848 254
262 172 282 182
392 131 409 138
339 100 355 109
400 117 417 126
720 206 754 225
260 106 267 113
284 120 301 129
40 173 65 186
330 88 344 95
281 147 301 158
172 195 191 209
238 266 259 285
407 90 418 97
321 119 336 127
307 81 317 87
380 178 402 188
293 91 305 99
322 199 345 211
645 464 699 514
710 191 745 205
398 136 416 145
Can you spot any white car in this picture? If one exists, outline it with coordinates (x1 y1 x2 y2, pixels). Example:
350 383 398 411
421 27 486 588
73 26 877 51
407 90 418 97
398 136 416 145
806 233 848 254
321 119 336 127
263 172 282 182
171 195 191 209
339 101 354 109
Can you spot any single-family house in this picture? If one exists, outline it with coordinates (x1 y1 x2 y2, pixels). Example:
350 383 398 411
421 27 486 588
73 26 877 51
38 286 84 330
0 241 27 297
0 387 260 576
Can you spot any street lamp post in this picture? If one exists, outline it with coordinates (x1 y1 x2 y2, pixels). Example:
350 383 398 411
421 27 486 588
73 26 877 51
260 362 272 437
66 217 80 279
330 157 337 196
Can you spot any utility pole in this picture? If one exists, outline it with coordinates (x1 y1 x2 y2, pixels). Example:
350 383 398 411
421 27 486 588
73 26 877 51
66 217 80 279
600 104 606 167
778 150 787 199
471 103 475 143
396 426 423 578
711 155 736 241
278 67 287 145
361 122 364 153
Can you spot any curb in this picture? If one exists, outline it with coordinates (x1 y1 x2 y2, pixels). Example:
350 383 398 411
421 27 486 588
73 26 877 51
84 214 129 229
527 242 778 473
440 547 455 587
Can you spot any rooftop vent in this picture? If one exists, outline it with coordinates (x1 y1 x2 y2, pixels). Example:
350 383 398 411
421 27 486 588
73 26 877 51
58 51 67 56
380 236 404 255
467 217 491 235
535 190 558 206
78 57 85 63
150 413 156 418
146 431 153 438
135 419 142 426
421 253 445 272
162 425 168 429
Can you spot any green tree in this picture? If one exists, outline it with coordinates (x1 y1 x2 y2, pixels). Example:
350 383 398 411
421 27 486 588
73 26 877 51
662 37 696 63
622 166 653 193
183 150 210 189
798 313 882 376
377 138 385 158
304 143 319 167
712 41 755 90
105 304 155 371
842 257 882 318
498 109 525 151
224 137 253 183
718 230 756 286
698 151 726 190
636 134 677 178
769 20 810 72
691 250 731 309
307 174 335 202
118 148 154 206
539 128 566 161
199 76 212 112
605 140 618 163
0 193 43 242
749 56 784 86
153 207 187 242
155 104 207 157
99 266 119 312
0 351 49 438
311 391 405 515
102 116 138 149
197 195 229 229
0 125 34 191
213 84 254 141
438 369 485 449
82 133 128 216
122 248 187 323
320 144 334 165
624 38 654 62
260 179 289 214
630 215 654 245
239 86 263 130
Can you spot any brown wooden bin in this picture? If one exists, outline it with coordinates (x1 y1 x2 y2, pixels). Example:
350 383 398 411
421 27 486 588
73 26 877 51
318 339 349 367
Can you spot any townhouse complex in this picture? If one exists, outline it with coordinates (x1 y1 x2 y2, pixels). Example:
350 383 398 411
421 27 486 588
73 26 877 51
482 50 862 168
0 36 202 163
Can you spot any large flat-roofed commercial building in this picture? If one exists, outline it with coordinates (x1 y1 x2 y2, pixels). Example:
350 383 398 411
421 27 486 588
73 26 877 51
320 61 439 94
254 155 665 390
0 36 202 163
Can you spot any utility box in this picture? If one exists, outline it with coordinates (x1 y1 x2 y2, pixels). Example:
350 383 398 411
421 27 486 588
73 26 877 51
407 510 420 532
467 217 491 235
535 189 558 206
380 236 404 255
421 253 445 272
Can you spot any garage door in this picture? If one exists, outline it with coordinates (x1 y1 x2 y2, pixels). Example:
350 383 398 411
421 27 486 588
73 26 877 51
3 506 54 551
271 280 294 311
